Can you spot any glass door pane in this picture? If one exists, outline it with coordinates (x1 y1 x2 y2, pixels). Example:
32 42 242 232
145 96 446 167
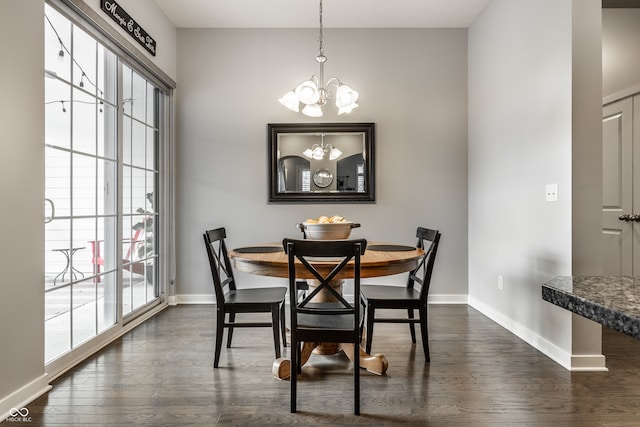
121 64 159 316
44 4 118 362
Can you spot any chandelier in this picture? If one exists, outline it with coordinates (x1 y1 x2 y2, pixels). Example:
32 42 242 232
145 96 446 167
303 135 342 160
278 0 359 117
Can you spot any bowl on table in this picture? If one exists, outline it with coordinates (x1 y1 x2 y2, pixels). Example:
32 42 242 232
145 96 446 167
297 221 361 240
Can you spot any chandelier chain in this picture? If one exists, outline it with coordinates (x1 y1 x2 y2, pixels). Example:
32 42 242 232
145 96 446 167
318 0 324 56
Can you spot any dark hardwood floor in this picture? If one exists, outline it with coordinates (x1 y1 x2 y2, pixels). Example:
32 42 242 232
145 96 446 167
17 304 640 426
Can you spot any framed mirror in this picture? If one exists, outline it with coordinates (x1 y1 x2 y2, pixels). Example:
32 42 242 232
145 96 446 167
268 123 375 203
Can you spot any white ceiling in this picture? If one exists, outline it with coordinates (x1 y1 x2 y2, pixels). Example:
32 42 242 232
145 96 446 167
153 0 492 29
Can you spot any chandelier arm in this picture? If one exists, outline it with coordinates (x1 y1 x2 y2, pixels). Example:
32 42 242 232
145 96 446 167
325 77 341 90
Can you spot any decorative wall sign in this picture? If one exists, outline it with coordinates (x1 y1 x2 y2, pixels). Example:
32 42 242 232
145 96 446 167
100 0 156 56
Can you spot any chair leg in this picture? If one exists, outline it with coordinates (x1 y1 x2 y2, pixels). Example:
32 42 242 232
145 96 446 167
214 309 225 368
365 305 375 355
271 305 282 359
408 308 417 343
226 312 235 348
419 305 430 362
290 337 297 413
280 302 287 347
354 336 360 415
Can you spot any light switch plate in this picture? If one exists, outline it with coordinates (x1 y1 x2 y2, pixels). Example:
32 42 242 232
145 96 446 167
545 183 558 202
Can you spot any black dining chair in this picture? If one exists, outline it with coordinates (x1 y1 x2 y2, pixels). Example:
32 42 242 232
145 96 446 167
361 227 441 362
203 227 287 368
283 238 367 415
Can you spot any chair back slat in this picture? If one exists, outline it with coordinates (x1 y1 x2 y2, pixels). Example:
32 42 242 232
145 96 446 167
407 227 441 302
203 227 237 306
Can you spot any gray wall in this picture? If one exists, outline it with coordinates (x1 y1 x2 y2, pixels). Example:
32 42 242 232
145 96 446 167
0 0 47 406
468 0 603 369
175 28 469 301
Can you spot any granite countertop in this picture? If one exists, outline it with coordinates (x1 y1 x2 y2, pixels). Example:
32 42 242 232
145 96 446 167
542 276 640 340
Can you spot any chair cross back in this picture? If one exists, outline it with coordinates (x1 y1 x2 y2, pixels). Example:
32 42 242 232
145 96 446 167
294 252 354 314
408 226 440 300
204 228 236 305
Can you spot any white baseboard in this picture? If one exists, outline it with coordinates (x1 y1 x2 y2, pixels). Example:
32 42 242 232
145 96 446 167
468 296 607 372
0 374 52 421
174 294 215 304
428 294 468 304
571 354 607 371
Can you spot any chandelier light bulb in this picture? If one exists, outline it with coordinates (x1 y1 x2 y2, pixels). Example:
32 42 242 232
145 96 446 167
295 80 320 105
302 103 323 117
337 105 357 114
279 91 299 112
336 85 358 106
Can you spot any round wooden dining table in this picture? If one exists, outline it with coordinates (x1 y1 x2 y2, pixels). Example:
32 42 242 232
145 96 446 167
228 241 424 379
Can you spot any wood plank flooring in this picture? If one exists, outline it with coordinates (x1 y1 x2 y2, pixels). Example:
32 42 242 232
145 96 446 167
21 305 640 426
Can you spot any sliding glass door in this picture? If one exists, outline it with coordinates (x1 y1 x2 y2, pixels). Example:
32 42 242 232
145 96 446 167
44 3 166 363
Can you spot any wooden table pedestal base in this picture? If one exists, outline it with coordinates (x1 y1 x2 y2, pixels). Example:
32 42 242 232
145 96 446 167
272 341 389 380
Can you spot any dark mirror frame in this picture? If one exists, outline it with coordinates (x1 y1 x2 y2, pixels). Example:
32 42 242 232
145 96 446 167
268 122 375 203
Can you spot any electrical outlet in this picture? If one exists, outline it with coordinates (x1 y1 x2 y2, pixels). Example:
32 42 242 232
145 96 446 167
545 183 558 202
498 274 504 290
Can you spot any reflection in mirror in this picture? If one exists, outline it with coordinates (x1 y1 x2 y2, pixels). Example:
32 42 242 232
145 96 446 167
312 168 333 188
277 134 362 192
278 156 310 192
268 123 375 203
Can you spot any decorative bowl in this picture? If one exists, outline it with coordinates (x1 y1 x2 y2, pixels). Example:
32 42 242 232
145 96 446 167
298 222 360 240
